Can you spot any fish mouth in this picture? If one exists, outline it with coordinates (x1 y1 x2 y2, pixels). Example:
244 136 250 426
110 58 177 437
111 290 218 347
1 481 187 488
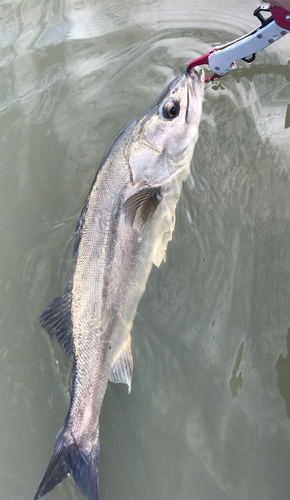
183 68 204 123
185 67 205 106
186 67 205 86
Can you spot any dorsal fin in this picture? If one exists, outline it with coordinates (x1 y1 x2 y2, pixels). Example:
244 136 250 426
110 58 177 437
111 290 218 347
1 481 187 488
73 167 101 259
39 278 74 359
109 336 133 393
73 197 90 258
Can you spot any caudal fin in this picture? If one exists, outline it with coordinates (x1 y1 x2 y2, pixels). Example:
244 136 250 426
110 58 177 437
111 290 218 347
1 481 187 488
33 428 100 500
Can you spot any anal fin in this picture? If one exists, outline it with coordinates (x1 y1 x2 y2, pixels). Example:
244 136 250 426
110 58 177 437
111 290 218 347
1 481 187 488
109 336 133 393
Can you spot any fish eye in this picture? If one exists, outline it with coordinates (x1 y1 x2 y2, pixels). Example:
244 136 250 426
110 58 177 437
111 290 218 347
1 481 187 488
161 100 180 120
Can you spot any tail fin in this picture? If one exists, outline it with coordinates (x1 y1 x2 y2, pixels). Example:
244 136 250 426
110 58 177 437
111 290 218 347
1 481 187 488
34 428 100 500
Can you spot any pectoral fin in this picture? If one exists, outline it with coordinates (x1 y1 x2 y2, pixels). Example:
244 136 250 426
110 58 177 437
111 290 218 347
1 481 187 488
152 209 176 267
109 336 133 393
123 187 162 230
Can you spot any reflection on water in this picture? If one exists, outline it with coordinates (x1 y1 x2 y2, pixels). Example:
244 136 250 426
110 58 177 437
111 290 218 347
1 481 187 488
230 342 243 399
285 104 290 128
1 0 290 499
277 328 290 419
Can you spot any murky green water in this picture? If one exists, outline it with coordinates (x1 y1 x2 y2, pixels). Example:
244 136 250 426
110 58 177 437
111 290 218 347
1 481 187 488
1 0 290 499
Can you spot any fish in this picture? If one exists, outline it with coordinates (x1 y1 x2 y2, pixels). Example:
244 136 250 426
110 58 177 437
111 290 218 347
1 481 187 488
33 69 204 500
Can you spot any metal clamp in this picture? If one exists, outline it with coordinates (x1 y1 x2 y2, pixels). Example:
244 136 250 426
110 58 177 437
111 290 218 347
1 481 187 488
187 5 290 82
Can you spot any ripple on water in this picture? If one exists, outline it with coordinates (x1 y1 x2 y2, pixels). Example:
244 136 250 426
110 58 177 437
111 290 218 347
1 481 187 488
1 1 290 499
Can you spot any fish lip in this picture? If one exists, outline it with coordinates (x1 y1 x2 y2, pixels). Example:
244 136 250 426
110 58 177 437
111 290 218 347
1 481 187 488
186 67 205 86
184 68 204 123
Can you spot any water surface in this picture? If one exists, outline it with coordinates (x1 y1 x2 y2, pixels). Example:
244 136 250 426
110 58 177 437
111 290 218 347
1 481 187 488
1 0 290 499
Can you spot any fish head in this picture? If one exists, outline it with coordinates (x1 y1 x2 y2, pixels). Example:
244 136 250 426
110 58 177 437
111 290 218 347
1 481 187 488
129 70 204 185
144 70 204 156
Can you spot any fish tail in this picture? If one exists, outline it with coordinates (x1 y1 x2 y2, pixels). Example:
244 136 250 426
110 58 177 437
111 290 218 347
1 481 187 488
33 427 100 500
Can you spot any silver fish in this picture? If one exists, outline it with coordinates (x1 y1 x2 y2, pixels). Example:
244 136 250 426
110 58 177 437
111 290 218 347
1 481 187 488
34 70 204 500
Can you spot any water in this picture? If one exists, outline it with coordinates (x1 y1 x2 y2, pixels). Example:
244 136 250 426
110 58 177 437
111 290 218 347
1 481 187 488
1 0 290 498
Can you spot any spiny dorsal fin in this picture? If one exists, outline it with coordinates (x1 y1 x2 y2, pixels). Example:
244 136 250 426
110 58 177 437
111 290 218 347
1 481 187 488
109 336 133 393
123 187 162 230
39 278 74 359
73 166 102 259
73 197 90 258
